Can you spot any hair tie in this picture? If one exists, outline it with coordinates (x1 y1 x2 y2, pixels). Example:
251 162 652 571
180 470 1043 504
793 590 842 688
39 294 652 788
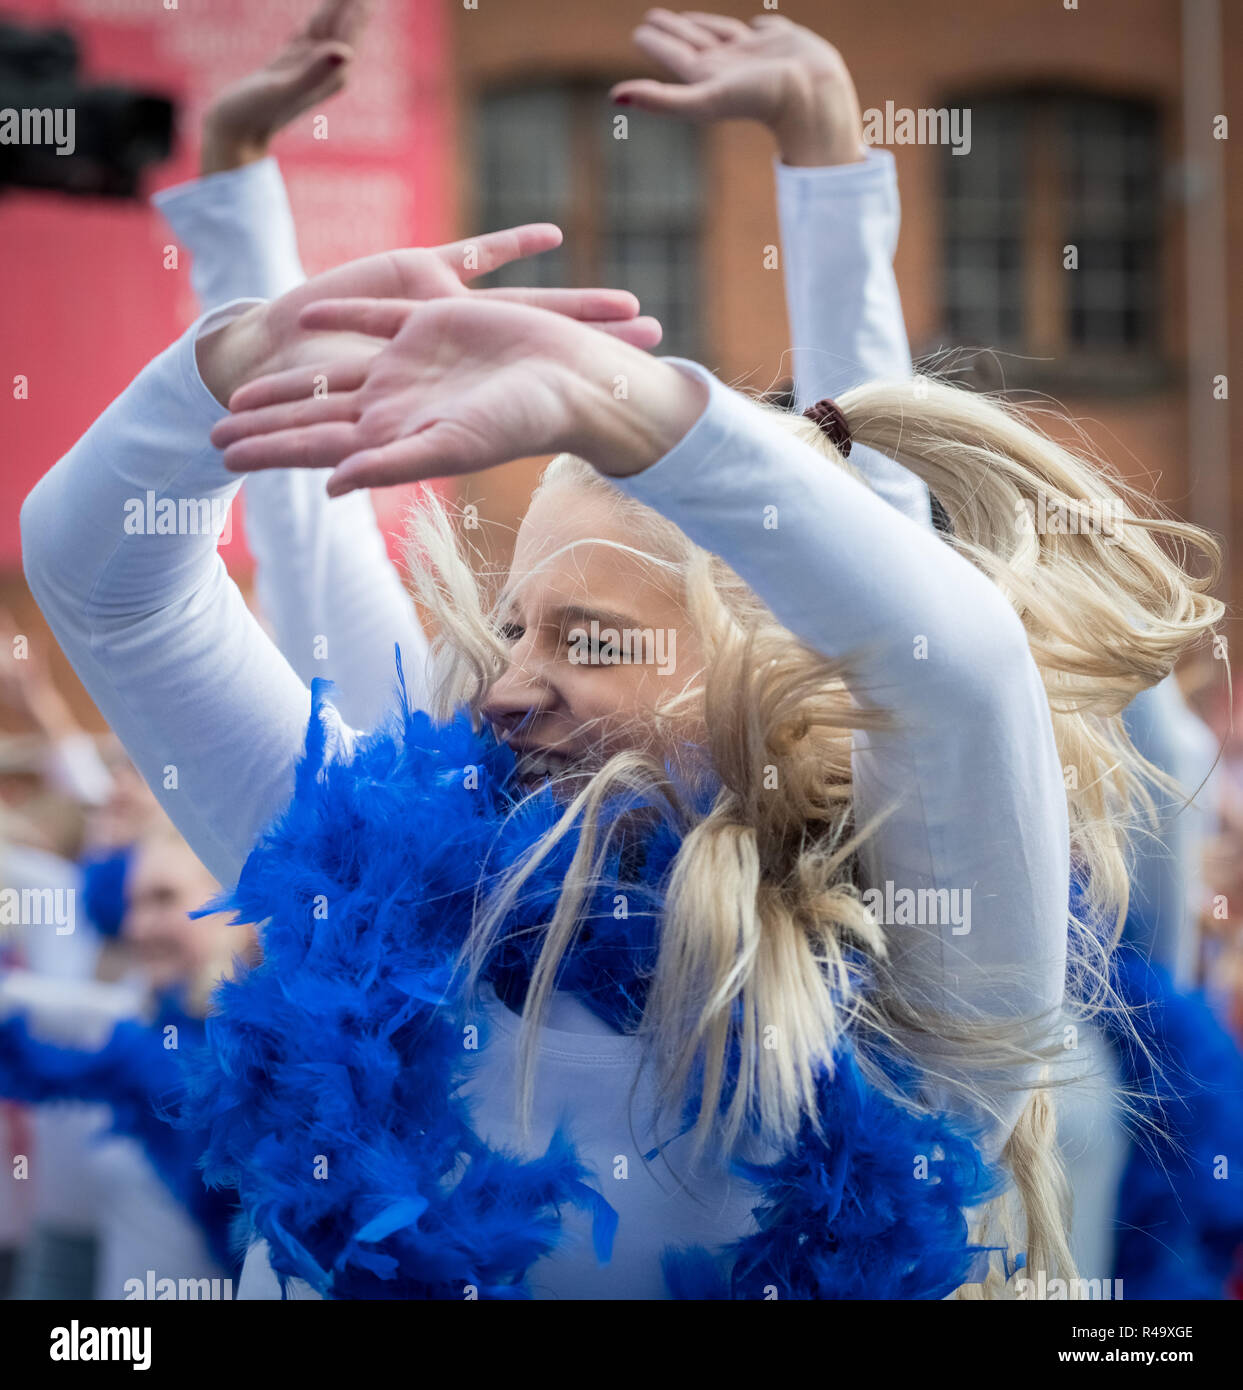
802 397 852 457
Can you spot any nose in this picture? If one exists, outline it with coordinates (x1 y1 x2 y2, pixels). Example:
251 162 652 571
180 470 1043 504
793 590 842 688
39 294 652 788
481 641 559 740
122 902 155 943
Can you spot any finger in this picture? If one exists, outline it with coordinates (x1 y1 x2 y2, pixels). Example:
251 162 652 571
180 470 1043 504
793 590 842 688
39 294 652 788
283 42 353 96
643 8 718 49
293 233 556 306
595 316 663 349
610 77 724 119
228 358 371 413
630 23 705 81
682 12 750 40
435 224 563 282
221 421 363 475
298 298 420 338
306 0 374 44
211 392 361 451
328 424 485 496
750 14 794 27
479 286 639 321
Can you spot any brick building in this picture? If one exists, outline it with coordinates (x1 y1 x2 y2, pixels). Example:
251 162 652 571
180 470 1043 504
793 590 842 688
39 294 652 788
447 0 1241 659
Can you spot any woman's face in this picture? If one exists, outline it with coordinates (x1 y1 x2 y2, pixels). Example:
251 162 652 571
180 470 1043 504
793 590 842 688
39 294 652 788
121 839 250 993
481 484 704 790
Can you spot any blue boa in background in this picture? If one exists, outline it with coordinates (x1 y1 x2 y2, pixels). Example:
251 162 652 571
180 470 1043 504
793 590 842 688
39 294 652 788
1070 877 1243 1297
0 994 237 1272
175 679 1001 1300
1102 946 1243 1298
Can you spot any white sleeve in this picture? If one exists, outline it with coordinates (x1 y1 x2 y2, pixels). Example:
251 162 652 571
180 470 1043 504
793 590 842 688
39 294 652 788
1123 674 1219 988
152 159 432 728
776 150 934 532
41 733 113 807
152 158 307 305
20 304 350 890
610 361 1070 1145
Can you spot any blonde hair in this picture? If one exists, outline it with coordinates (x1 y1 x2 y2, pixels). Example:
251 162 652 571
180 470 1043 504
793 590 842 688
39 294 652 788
402 375 1223 1295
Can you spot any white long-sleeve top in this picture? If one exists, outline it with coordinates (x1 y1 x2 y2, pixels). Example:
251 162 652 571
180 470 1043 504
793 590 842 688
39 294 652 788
776 152 932 530
21 277 1068 1294
153 160 430 730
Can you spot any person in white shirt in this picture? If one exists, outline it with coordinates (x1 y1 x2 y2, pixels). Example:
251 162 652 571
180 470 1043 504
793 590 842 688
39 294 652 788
21 9 1224 1300
165 2 1148 1291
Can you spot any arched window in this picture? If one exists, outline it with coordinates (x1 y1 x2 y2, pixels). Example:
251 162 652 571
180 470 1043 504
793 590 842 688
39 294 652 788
474 83 704 361
942 91 1162 391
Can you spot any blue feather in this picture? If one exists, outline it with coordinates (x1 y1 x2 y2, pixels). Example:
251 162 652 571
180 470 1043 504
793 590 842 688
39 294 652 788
0 996 237 1272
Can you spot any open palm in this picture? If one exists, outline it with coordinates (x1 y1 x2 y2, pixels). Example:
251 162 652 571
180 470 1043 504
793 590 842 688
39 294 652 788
206 223 661 406
205 0 374 152
212 296 606 492
613 10 854 125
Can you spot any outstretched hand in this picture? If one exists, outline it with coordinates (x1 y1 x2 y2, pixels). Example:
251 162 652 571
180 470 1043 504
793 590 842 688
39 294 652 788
197 223 698 488
201 0 374 174
196 222 662 407
611 10 865 166
209 290 705 493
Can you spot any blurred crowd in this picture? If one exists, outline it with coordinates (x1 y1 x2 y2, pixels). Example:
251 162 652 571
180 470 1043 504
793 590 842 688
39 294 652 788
0 609 256 1298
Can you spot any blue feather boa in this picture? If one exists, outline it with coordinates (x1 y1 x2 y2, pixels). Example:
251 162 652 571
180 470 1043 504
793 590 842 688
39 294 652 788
1103 946 1243 1298
1069 877 1243 1297
172 679 1002 1299
0 996 237 1272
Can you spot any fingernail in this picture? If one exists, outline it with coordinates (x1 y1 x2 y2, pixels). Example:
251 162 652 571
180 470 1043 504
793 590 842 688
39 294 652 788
614 94 632 106
326 53 347 68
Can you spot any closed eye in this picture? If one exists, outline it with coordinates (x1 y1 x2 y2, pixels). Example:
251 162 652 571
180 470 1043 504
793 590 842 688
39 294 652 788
497 620 525 643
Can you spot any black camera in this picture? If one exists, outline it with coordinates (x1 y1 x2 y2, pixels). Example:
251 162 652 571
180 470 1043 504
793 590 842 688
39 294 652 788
0 17 174 197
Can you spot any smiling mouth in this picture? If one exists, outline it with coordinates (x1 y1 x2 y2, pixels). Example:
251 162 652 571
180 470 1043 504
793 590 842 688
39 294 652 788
512 747 573 786
508 742 600 795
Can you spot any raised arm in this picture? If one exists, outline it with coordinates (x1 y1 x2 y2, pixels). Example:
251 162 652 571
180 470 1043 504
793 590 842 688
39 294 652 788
611 367 1069 1134
155 158 431 726
20 305 319 888
151 0 430 728
612 9 932 528
22 233 658 886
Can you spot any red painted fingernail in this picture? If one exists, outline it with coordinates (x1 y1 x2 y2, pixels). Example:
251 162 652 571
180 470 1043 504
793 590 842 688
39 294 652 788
614 94 632 105
327 53 347 67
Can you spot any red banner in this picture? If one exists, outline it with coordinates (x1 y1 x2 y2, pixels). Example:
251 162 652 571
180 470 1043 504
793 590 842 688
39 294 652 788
0 0 450 569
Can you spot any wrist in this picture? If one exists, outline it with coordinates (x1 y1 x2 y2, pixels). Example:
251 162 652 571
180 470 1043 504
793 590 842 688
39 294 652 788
195 305 267 407
573 352 710 478
200 118 270 177
771 70 867 168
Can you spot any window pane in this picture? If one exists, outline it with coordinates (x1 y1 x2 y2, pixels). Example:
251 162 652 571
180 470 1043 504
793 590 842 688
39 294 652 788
1062 96 1159 351
474 86 572 289
942 90 1161 373
474 87 704 360
942 97 1028 346
599 104 703 360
